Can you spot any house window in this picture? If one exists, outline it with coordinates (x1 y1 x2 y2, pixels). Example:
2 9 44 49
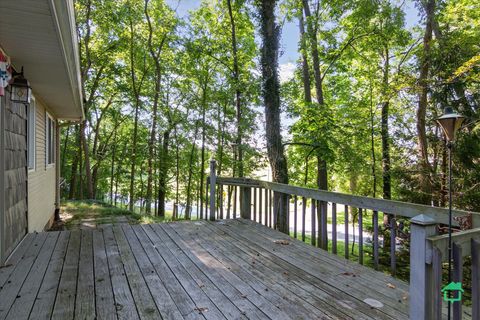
27 97 36 170
46 112 55 165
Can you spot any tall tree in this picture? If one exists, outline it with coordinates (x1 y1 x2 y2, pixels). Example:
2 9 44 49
416 0 436 205
258 0 289 233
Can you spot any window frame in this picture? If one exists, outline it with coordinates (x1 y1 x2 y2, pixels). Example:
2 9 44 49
45 111 55 167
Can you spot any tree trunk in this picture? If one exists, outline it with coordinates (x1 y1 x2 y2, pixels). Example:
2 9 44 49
369 79 377 198
227 0 244 178
80 120 94 199
299 14 312 104
416 0 435 205
302 0 328 191
381 46 392 205
259 0 289 233
109 128 117 205
199 82 208 219
69 126 80 199
157 130 170 217
127 13 142 212
144 0 165 214
186 121 200 220
174 126 180 219
61 126 70 180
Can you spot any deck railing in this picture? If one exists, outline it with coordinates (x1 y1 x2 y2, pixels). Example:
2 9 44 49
205 160 480 320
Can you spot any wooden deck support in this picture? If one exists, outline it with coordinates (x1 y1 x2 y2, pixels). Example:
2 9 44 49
409 214 437 320
240 186 251 220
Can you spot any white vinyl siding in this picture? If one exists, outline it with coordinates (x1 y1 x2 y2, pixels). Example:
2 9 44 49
28 99 56 232
28 97 36 170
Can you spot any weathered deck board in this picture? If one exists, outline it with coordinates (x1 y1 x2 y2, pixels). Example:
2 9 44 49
0 232 49 320
92 229 117 320
121 225 183 320
133 225 202 320
167 222 335 319
185 221 372 319
51 230 81 320
0 219 442 319
152 224 250 320
5 232 59 320
29 232 70 320
226 219 407 317
103 227 139 320
75 230 95 319
202 220 394 319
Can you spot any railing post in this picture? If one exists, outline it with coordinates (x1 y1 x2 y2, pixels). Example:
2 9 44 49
209 159 216 221
409 214 437 320
240 186 251 220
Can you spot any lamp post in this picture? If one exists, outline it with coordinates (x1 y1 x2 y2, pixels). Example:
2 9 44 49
435 107 465 319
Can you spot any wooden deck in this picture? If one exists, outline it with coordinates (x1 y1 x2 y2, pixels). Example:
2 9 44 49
0 219 411 320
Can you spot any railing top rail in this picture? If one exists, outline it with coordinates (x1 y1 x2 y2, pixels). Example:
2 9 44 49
426 228 480 262
215 176 480 227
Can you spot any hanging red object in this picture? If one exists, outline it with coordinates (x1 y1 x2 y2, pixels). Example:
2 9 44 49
0 48 12 97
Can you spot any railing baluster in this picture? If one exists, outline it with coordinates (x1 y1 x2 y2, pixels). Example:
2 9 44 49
226 186 231 219
453 242 463 320
318 201 324 249
233 186 237 218
332 203 337 254
311 199 316 246
294 196 298 239
390 217 396 276
345 205 349 259
269 190 273 228
253 187 257 222
302 197 306 242
433 247 443 320
316 200 321 248
258 188 263 225
205 180 209 220
286 195 290 232
473 238 480 320
218 184 222 219
359 208 363 265
373 210 379 270
323 202 328 250
264 188 268 227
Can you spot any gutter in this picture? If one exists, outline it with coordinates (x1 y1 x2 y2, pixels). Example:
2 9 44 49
48 0 84 120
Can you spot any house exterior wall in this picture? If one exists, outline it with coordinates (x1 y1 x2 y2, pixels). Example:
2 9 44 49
1 89 28 261
27 98 56 232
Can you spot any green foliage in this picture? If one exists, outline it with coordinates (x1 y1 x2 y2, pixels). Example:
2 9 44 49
64 0 480 216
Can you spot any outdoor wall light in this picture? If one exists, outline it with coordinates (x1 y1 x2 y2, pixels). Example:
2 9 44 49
10 67 31 104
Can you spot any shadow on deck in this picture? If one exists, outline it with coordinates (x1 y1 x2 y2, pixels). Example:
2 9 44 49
1 219 413 319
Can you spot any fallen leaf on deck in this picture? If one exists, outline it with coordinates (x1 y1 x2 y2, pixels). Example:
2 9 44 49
274 240 290 245
195 307 209 313
386 283 396 289
340 272 356 277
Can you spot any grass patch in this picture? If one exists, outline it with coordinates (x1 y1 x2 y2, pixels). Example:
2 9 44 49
60 200 178 229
